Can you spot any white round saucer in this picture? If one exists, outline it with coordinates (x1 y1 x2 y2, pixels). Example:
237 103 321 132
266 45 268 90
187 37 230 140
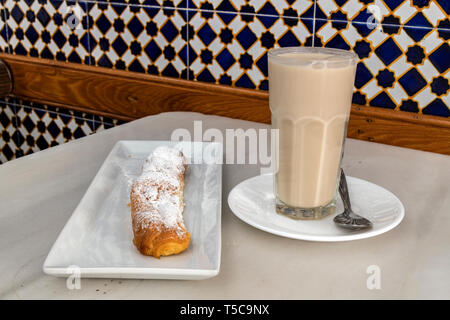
228 174 404 242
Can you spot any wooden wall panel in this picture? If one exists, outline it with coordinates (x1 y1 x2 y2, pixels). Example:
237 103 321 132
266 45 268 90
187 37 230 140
1 54 449 155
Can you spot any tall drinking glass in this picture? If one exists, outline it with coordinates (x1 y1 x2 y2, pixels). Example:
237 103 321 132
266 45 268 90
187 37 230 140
268 47 357 220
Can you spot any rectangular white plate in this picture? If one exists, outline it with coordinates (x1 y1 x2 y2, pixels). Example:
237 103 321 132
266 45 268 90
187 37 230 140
43 140 222 280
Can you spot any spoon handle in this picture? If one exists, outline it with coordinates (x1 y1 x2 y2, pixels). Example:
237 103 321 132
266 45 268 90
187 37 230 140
338 169 352 212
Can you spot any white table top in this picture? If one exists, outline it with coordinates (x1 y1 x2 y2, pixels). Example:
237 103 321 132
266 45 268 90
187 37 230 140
1 112 449 299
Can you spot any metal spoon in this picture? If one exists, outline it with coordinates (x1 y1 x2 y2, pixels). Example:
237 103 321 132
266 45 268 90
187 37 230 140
334 169 372 230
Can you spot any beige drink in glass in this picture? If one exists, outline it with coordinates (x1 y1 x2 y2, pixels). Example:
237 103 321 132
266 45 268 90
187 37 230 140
268 47 357 220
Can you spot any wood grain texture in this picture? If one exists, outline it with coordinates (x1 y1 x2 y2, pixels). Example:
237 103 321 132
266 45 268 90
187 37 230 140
0 60 13 97
348 105 450 155
1 54 449 155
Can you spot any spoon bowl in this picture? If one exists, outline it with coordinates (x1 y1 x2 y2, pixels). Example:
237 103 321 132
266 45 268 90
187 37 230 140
334 170 373 230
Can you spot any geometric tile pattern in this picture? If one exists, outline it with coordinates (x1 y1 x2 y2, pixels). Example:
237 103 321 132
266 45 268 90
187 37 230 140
87 3 188 76
188 11 314 89
14 104 95 155
0 0 448 119
316 20 449 116
316 0 448 29
4 0 90 63
0 98 126 164
93 114 127 132
188 0 315 19
0 100 19 163
0 3 9 53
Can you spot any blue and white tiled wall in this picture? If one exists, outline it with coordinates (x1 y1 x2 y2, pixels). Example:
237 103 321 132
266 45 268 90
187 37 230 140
0 0 449 163
0 97 124 163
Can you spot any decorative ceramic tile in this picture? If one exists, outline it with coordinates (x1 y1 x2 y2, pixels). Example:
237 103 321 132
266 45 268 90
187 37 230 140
103 0 182 7
0 101 19 163
13 101 95 155
0 0 448 122
93 114 127 132
316 19 449 116
316 0 449 29
188 10 314 89
4 0 90 63
0 97 126 163
0 3 10 53
6 96 93 119
87 2 188 77
188 0 315 19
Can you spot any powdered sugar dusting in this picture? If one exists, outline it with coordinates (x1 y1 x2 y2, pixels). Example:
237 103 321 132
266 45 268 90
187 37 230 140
131 146 187 237
145 146 186 174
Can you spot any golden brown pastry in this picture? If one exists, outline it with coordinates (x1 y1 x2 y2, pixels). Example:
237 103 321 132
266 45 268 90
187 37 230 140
130 146 190 258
